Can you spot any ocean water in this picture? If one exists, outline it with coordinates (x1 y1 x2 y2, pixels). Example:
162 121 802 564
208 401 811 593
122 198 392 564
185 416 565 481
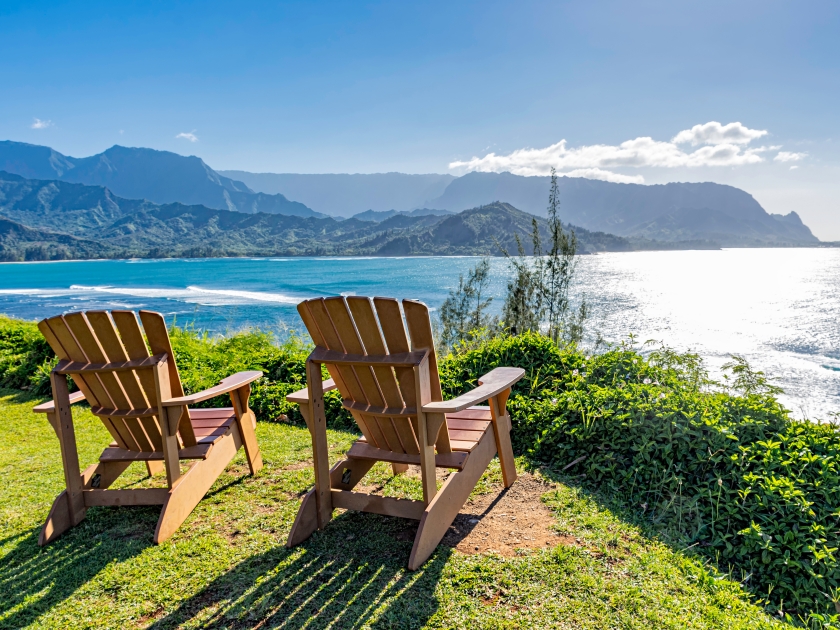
2 250 838 419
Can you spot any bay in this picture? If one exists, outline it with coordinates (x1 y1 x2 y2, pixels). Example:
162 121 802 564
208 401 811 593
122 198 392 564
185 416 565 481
2 249 837 419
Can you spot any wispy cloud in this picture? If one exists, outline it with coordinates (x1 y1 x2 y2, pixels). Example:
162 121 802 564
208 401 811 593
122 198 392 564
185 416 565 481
175 131 198 142
31 118 53 129
774 151 807 162
449 121 772 183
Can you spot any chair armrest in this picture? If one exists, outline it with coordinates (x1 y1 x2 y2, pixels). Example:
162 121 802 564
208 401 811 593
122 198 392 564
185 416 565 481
33 391 87 413
161 371 263 407
421 367 525 414
286 379 337 404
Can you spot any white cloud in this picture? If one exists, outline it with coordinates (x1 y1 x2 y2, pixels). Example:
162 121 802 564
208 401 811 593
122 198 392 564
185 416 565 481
449 122 772 182
175 131 198 142
790 165 799 170
31 118 53 129
774 151 807 162
562 168 645 184
672 121 767 146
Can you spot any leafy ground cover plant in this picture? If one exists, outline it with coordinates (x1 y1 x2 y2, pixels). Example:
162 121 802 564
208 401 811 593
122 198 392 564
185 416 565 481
1 315 838 624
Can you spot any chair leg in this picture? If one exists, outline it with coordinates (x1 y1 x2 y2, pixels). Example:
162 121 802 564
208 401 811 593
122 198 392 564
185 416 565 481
154 431 238 543
391 463 409 475
287 488 319 548
230 388 263 475
39 491 74 546
490 394 517 488
146 460 165 476
287 457 374 548
39 460 133 546
408 426 498 570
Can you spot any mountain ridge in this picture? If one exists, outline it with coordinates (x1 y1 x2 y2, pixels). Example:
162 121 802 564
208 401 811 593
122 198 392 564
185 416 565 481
0 171 710 261
0 141 325 219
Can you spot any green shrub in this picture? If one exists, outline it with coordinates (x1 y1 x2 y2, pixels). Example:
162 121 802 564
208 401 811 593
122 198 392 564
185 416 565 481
441 335 840 621
0 315 56 394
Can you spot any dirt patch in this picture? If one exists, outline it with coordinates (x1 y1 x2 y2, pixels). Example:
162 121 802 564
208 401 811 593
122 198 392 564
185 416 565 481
391 472 570 557
442 473 568 556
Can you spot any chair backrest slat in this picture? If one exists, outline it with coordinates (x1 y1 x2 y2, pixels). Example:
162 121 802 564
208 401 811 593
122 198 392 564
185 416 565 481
324 297 409 454
86 311 163 451
40 310 189 454
347 297 420 454
39 315 139 450
403 300 452 453
298 296 449 456
63 313 156 452
298 299 382 448
139 311 196 447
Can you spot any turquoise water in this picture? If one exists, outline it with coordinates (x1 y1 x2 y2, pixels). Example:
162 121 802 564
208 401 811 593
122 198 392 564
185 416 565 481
2 250 838 419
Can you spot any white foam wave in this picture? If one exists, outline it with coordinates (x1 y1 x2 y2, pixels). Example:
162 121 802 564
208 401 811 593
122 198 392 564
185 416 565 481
67 284 302 306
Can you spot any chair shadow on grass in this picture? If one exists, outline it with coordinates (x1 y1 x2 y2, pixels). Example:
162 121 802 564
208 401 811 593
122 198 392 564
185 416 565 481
0 507 157 629
149 509 448 630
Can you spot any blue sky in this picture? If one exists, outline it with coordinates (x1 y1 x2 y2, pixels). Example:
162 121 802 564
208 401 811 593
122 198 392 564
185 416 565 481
2 0 839 238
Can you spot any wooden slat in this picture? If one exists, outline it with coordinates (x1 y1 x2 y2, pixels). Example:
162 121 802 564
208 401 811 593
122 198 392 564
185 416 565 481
43 316 137 450
448 428 485 442
161 371 262 406
346 297 406 407
347 297 419 453
371 415 404 453
86 311 163 451
192 426 231 437
66 313 155 452
83 488 169 506
33 391 86 413
298 300 379 447
53 354 166 374
140 310 196 447
373 298 415 396
422 367 525 413
403 299 452 453
447 406 492 420
347 440 468 470
111 311 158 409
331 490 425 520
323 297 387 405
324 298 407 452
342 400 417 416
189 408 237 420
191 417 234 432
90 407 157 418
285 379 337 404
450 439 482 452
98 444 213 462
308 346 428 368
446 418 491 431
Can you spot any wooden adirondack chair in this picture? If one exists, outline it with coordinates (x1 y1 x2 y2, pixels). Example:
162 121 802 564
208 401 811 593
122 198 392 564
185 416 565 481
32 310 263 545
285 296 524 570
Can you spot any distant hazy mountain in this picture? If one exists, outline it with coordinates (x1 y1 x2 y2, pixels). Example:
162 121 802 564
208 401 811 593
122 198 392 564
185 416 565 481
350 208 453 222
1 172 691 260
219 171 455 217
0 141 324 218
427 172 817 246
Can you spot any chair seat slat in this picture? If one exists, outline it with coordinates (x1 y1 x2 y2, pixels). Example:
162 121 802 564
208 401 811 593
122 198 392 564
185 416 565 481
347 441 469 470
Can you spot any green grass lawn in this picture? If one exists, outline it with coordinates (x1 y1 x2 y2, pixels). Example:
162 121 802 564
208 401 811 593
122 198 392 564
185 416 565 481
0 389 784 629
